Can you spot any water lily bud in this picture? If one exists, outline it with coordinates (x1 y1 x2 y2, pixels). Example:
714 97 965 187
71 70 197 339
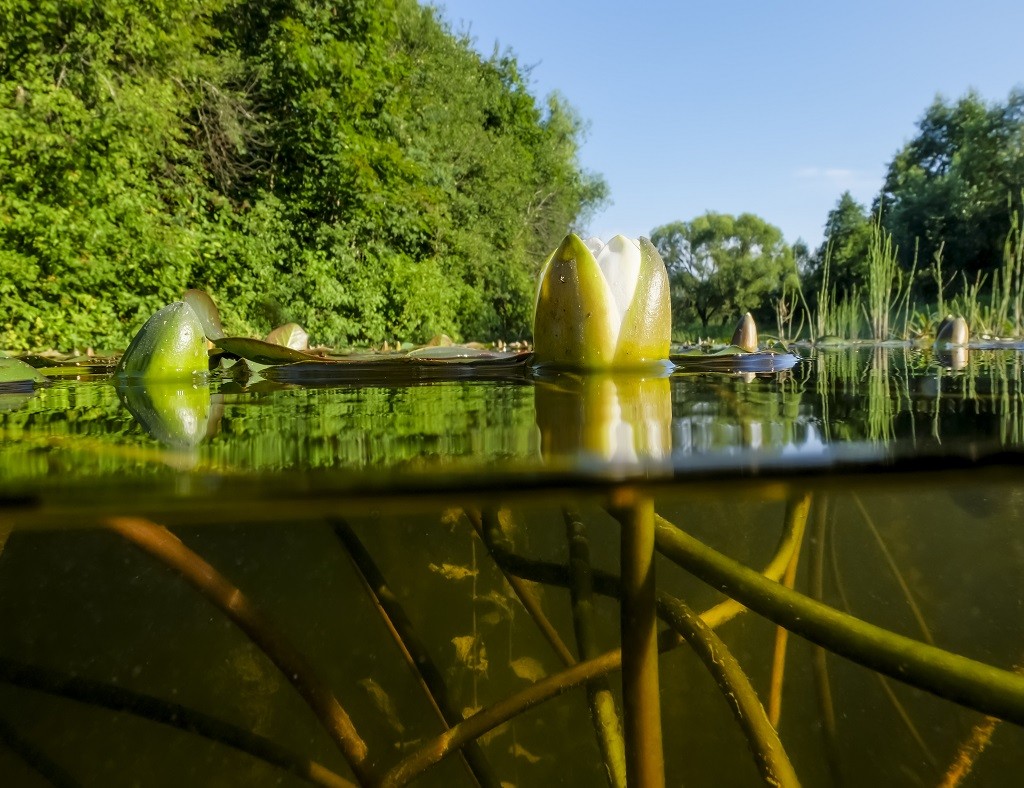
116 302 208 380
533 233 671 369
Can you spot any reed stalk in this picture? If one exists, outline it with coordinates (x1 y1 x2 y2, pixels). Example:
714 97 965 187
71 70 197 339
808 501 842 784
653 514 1024 724
0 713 80 788
866 220 901 340
104 517 373 786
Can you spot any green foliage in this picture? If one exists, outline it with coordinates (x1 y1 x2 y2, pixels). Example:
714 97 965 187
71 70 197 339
806 192 872 302
0 0 606 351
650 212 798 331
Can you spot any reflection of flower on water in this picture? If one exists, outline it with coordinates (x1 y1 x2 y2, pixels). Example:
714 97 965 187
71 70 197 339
535 373 672 465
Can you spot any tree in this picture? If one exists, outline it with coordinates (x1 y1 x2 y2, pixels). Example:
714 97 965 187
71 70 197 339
650 212 798 330
0 0 607 350
807 191 872 299
878 89 1024 290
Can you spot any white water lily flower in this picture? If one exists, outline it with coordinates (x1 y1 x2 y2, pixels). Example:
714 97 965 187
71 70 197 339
533 233 671 368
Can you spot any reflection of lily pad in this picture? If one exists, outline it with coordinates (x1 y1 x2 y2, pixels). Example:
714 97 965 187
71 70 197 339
214 336 314 365
116 380 214 448
671 349 801 373
0 357 50 389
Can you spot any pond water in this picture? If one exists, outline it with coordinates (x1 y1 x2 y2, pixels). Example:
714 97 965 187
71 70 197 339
1 346 1023 786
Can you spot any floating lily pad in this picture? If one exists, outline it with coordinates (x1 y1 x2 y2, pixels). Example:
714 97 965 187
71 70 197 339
261 350 533 385
671 348 801 373
214 336 315 365
0 356 50 389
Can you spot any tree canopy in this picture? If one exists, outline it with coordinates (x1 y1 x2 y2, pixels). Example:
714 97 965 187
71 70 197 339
878 89 1024 289
0 0 607 350
650 212 797 331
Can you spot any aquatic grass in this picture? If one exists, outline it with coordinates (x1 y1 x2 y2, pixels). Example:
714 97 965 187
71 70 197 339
652 513 1024 726
104 517 374 785
564 508 627 788
0 712 80 788
866 220 902 340
991 201 1024 337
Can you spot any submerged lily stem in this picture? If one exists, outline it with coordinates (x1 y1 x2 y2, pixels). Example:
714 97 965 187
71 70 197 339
653 514 1024 726
0 712 80 788
564 507 627 788
809 499 842 785
659 597 800 787
0 657 354 788
827 512 937 767
612 493 665 788
331 519 500 788
767 494 812 728
467 509 576 667
104 517 374 786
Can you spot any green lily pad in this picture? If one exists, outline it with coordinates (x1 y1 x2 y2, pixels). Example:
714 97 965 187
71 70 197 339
0 356 50 388
214 336 314 365
671 349 800 373
265 322 309 350
261 350 533 385
183 289 225 340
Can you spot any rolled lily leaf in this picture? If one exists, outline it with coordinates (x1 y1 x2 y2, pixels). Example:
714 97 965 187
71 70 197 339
533 234 671 369
935 315 969 347
182 289 225 340
731 312 758 353
116 302 208 381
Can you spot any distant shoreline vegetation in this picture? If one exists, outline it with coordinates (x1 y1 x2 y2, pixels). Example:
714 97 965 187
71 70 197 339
0 0 606 352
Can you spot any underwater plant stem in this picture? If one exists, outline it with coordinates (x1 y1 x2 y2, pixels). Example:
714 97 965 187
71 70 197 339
653 514 1024 726
808 502 842 785
659 598 800 787
612 493 664 788
332 520 500 788
564 508 627 788
104 517 373 786
0 657 354 788
939 713 1001 787
767 497 808 727
468 509 576 667
0 712 80 788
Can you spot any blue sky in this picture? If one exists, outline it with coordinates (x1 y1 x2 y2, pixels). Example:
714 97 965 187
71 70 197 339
433 1 1024 249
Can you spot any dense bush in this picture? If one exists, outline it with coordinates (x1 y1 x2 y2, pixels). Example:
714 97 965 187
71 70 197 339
0 0 606 350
